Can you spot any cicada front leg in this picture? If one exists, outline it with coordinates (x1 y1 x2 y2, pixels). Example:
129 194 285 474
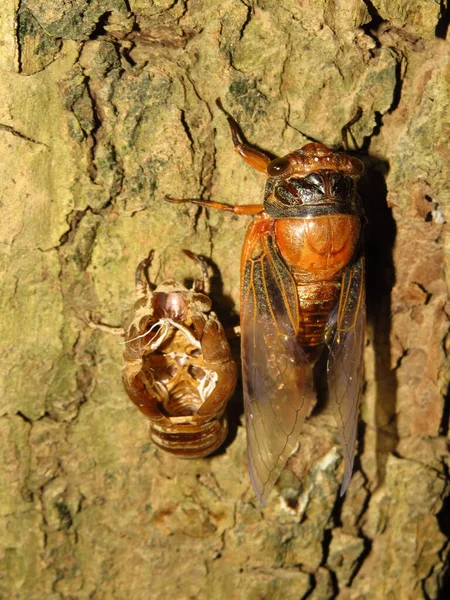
215 98 272 173
182 249 210 294
165 101 278 216
86 314 125 336
134 249 155 297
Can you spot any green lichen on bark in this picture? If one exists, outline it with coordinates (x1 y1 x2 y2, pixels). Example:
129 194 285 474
0 1 449 599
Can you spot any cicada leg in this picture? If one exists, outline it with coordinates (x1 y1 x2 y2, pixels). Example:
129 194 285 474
135 249 155 297
165 196 264 215
341 107 363 151
182 249 211 294
86 311 125 336
165 101 272 214
87 250 156 335
216 99 272 173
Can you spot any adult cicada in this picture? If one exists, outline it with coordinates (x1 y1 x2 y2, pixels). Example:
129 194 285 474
90 250 237 458
167 106 365 505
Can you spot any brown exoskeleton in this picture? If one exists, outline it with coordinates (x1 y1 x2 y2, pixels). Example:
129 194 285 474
91 250 237 458
167 103 365 504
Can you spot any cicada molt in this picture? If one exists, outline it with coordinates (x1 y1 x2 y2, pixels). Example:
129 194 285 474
167 105 365 505
119 250 237 458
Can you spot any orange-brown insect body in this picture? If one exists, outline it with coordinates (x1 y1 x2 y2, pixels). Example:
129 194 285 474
122 251 237 458
166 114 366 505
243 143 363 360
246 213 361 360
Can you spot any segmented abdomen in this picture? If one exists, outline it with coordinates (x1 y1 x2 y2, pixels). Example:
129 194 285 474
150 417 228 458
295 280 341 360
275 214 360 359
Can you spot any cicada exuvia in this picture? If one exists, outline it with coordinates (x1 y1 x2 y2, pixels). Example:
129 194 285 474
90 250 237 458
167 106 365 504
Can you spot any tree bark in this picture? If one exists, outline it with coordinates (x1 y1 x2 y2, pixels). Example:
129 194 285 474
0 1 449 599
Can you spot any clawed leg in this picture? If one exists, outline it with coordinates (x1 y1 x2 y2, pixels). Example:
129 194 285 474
216 98 272 173
341 107 363 151
86 312 125 336
135 250 154 296
182 249 210 294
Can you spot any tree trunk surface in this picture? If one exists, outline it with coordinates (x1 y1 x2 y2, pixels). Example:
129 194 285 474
0 1 449 599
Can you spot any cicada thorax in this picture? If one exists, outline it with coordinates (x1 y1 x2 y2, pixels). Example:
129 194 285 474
263 145 363 360
122 275 237 458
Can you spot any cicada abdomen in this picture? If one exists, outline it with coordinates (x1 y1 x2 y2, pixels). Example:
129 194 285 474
122 250 237 458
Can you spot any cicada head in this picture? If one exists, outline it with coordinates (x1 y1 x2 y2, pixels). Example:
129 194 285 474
151 280 212 321
264 143 364 218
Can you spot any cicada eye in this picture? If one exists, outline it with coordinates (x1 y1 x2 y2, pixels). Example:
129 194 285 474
267 157 290 176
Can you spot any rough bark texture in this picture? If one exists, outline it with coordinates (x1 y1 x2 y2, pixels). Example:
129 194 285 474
1 1 449 599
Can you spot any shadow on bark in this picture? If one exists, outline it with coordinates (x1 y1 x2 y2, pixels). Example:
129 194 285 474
362 156 399 486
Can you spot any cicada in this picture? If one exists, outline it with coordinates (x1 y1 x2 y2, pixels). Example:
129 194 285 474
91 250 237 458
167 107 365 504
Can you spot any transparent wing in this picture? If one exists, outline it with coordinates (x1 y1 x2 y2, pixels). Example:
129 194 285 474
241 233 315 506
327 255 365 496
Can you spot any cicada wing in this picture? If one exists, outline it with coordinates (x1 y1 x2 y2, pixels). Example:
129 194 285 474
327 255 365 495
241 233 315 506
